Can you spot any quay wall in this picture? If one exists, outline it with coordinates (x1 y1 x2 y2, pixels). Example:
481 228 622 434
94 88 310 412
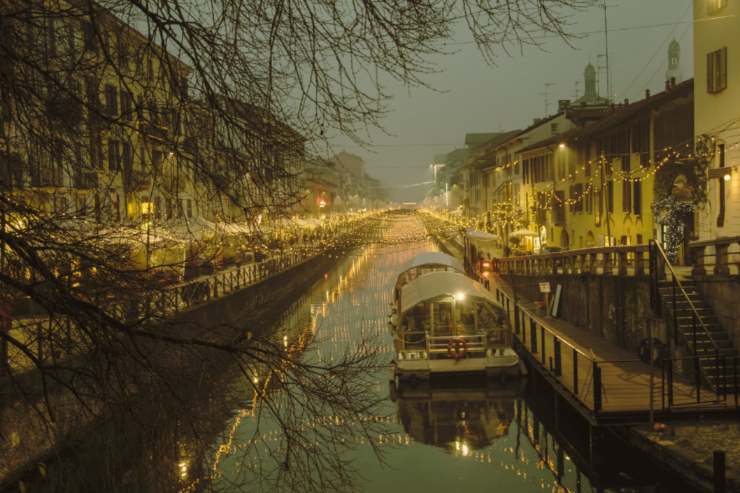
501 274 662 354
692 277 740 351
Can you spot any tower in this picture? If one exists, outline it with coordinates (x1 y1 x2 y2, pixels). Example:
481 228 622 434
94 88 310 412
665 39 682 83
584 63 598 101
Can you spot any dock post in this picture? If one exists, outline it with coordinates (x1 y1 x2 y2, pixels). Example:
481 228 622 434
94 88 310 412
592 362 602 413
573 348 579 395
714 450 726 493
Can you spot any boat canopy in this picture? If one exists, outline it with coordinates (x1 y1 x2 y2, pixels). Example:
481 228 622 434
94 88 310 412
401 252 463 274
399 271 499 315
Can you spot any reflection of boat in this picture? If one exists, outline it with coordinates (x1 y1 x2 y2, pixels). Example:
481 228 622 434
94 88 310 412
393 380 519 454
389 252 521 381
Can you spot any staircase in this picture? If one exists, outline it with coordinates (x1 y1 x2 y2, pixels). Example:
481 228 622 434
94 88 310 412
659 279 740 393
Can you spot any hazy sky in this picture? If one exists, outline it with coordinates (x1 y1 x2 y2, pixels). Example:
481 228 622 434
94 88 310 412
331 0 694 202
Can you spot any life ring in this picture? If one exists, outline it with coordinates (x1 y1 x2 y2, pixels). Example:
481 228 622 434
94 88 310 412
447 338 467 359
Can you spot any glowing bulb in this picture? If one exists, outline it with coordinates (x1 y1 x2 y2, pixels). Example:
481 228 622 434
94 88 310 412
724 173 731 182
454 291 466 302
558 143 566 149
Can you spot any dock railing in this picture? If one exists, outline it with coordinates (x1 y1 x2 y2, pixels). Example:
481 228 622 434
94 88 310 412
494 284 738 419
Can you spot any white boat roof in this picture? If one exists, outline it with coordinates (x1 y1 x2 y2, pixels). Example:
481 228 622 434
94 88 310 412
400 271 499 314
401 252 464 274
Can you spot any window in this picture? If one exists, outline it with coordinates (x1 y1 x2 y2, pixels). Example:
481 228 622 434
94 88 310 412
552 191 565 225
570 184 584 213
550 123 559 135
622 179 632 213
707 0 727 15
584 187 593 214
107 139 120 171
82 21 97 52
122 141 132 172
89 132 103 168
707 47 728 94
120 91 132 120
104 84 118 115
633 181 642 216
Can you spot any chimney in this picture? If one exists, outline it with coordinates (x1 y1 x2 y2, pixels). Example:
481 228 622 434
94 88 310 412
665 79 671 91
623 98 629 106
670 76 677 88
558 99 571 112
645 89 651 99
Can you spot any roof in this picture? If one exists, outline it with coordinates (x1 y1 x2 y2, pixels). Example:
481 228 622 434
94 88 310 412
465 133 504 147
517 79 693 154
465 130 522 169
576 78 693 139
400 252 464 275
400 271 499 315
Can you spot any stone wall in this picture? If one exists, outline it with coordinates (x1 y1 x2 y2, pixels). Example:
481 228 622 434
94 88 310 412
503 274 662 354
693 277 740 351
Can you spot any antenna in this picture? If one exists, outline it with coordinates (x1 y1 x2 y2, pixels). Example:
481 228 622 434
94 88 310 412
539 82 556 115
597 54 607 98
602 0 612 100
574 80 581 99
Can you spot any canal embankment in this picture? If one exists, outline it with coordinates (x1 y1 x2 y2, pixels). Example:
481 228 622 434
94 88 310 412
0 213 390 490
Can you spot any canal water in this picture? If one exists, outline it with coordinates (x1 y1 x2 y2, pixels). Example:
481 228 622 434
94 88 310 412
202 215 688 493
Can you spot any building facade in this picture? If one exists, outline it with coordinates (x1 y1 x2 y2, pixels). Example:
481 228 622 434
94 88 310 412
693 0 740 240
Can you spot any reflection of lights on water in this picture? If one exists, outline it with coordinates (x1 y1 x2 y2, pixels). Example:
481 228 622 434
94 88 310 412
453 439 470 457
178 459 189 480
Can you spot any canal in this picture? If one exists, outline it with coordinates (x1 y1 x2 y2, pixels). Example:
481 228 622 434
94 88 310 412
3 214 696 493
201 214 691 493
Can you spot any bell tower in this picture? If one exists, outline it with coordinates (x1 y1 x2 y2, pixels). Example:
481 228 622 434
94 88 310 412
665 39 682 83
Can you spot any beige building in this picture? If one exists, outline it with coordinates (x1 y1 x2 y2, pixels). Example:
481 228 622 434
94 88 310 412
693 0 740 240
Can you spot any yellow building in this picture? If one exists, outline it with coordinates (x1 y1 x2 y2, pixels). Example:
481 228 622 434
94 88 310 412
516 79 695 254
693 0 740 240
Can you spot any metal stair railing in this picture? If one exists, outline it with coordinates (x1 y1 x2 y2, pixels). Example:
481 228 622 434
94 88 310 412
650 240 723 394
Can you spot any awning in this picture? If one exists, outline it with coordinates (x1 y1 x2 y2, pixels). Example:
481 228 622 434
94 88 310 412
400 271 499 315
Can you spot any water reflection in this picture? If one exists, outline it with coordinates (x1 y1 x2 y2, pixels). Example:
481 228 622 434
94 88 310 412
394 382 518 455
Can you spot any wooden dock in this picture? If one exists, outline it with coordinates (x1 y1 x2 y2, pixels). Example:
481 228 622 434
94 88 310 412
492 276 737 425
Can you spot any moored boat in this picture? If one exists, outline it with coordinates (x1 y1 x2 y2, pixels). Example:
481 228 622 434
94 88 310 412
389 253 521 383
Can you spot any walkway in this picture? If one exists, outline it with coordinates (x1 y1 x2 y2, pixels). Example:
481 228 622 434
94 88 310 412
492 275 732 424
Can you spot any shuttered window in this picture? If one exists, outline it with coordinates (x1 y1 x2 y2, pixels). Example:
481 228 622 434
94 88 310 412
707 47 728 94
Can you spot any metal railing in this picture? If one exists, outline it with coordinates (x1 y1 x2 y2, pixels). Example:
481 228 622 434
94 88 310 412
649 240 724 393
426 334 487 355
496 283 738 417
